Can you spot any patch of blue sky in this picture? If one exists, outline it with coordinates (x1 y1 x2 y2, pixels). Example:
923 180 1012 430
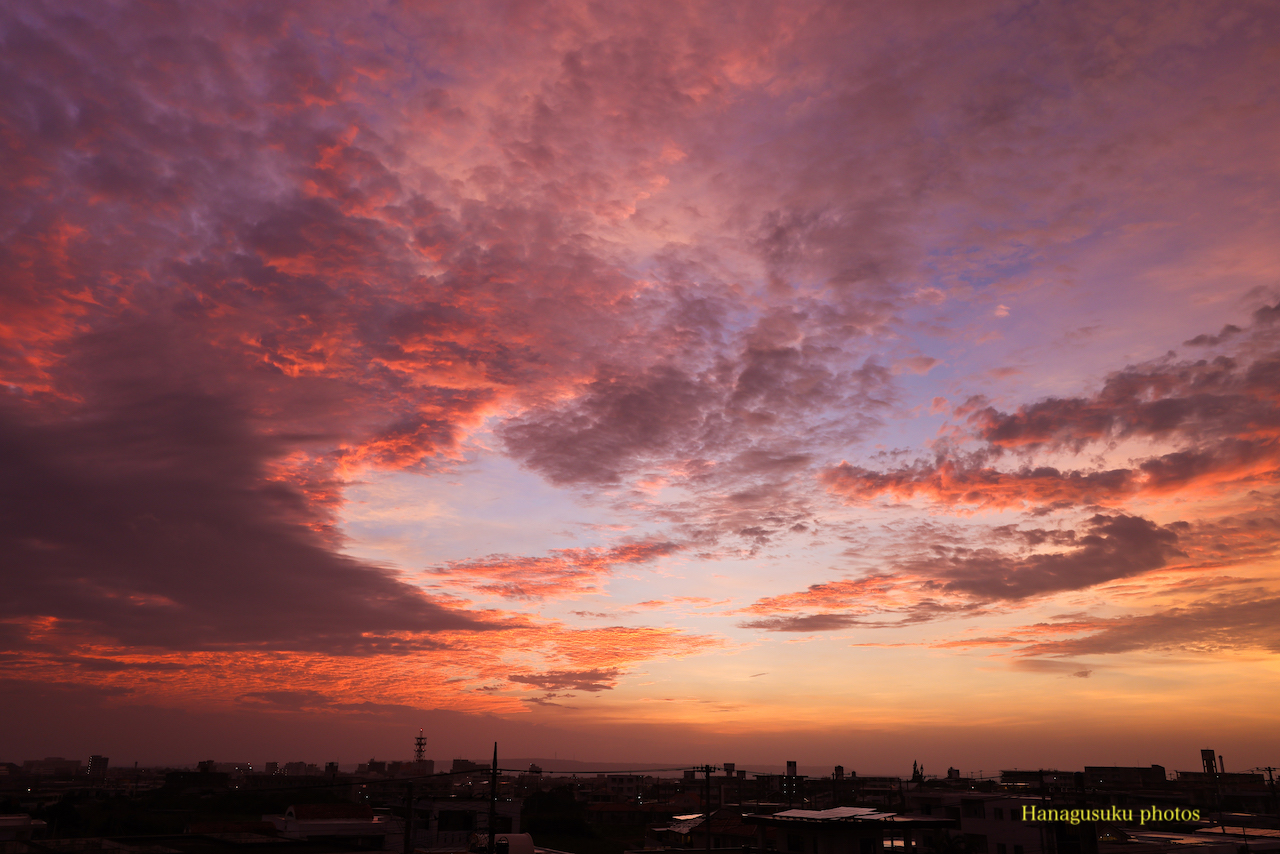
337 449 639 571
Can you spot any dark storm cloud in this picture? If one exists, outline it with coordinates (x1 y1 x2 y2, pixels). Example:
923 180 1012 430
0 1 706 657
0 389 500 653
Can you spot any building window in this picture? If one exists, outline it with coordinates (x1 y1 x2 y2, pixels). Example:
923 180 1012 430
997 845 1007 854
1014 846 1023 854
993 808 1004 820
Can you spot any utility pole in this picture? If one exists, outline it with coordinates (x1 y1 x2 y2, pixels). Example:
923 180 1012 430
702 765 718 854
1255 768 1278 813
403 782 414 854
488 743 499 854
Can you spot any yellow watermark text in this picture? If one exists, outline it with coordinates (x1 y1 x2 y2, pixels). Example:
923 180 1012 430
1020 806 1200 826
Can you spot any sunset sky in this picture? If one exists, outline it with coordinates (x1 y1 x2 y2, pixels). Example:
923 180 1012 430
3 1 1279 774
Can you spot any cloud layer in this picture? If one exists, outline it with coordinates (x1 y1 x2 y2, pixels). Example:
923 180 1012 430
3 0 1280 756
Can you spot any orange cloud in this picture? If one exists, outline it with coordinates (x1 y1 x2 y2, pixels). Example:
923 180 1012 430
736 575 905 615
0 612 722 716
431 542 680 600
820 459 1138 510
925 592 1280 658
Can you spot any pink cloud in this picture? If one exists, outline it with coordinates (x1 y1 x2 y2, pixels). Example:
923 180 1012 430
3 0 1280 755
430 542 679 600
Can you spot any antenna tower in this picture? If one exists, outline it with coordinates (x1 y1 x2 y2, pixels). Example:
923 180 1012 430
414 729 426 763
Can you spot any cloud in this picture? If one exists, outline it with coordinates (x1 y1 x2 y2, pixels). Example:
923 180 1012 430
5 1 759 662
430 542 680 600
967 327 1280 453
821 458 1138 511
919 579 1280 658
822 443 1279 514
498 366 715 487
736 573 990 632
507 668 622 692
1006 659 1094 676
237 690 335 711
739 613 867 632
4 0 1280 740
738 599 989 632
633 596 728 609
736 575 903 615
823 313 1280 513
0 618 723 716
1185 324 1242 347
498 347 893 497
909 514 1184 600
1014 594 1280 656
740 512 1193 632
0 393 502 653
895 356 940 375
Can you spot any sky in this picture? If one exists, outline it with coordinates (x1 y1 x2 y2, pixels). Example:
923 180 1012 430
2 0 1279 776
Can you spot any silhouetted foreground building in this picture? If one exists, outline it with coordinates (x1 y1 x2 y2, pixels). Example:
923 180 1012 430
0 815 47 843
267 803 391 847
2 746 1277 854
647 808 767 850
746 807 955 854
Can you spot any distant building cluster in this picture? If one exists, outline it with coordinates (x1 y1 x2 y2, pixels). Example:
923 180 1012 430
1 744 1276 854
